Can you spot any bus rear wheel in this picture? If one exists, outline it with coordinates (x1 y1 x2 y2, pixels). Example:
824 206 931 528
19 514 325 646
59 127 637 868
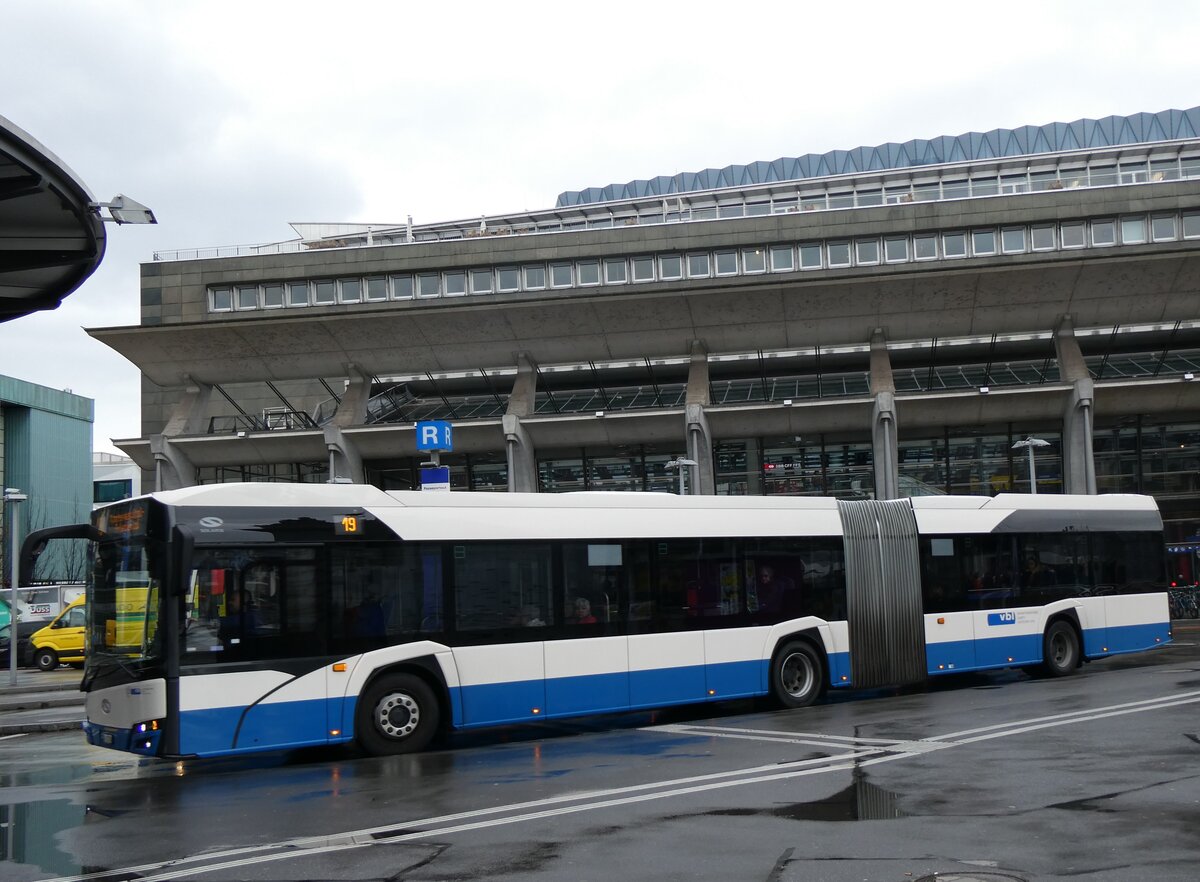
771 640 824 708
1041 620 1080 677
356 673 440 756
34 648 59 671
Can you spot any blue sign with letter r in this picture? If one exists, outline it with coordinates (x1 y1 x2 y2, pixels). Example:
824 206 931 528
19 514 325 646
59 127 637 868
416 420 453 451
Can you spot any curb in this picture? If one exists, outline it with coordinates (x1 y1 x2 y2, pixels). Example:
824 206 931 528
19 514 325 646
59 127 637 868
0 694 85 711
2 677 83 696
0 718 82 735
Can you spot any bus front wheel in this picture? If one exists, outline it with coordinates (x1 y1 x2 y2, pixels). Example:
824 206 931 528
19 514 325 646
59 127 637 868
771 640 824 708
34 648 59 671
1041 621 1080 677
356 673 440 756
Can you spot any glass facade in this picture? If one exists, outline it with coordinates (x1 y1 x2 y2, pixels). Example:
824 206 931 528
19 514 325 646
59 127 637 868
896 428 1062 496
537 447 682 494
711 437 874 499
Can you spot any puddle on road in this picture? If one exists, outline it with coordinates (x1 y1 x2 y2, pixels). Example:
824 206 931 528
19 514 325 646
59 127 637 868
712 776 906 822
0 797 90 877
664 772 906 825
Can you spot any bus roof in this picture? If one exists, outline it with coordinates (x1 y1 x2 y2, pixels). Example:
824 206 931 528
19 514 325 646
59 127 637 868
125 484 1162 541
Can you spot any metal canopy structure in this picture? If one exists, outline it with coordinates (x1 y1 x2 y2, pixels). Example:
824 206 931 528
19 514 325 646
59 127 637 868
557 107 1200 206
0 114 106 323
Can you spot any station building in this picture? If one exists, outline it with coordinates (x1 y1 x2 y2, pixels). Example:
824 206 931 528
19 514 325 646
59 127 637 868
91 109 1200 581
0 376 93 583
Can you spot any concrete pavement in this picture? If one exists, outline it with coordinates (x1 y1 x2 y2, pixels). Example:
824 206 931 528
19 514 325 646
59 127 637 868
0 666 84 735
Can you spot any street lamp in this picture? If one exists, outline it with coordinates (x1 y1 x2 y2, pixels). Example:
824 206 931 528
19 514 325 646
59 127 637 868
1011 436 1050 494
665 458 698 496
90 194 157 225
4 488 27 686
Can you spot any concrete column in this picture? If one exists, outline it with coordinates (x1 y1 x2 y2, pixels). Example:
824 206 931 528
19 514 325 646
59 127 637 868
685 341 715 494
333 365 372 427
323 425 364 483
161 377 213 436
869 330 899 500
502 414 538 492
150 434 195 490
1054 316 1097 494
505 353 539 492
685 404 715 495
872 393 899 500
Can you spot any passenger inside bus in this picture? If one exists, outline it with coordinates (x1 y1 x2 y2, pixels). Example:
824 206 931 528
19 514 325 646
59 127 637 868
569 596 597 624
756 564 799 614
511 605 546 627
219 592 262 644
353 595 387 636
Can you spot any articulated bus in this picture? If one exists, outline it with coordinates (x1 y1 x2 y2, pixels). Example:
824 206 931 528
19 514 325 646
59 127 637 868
42 484 1172 758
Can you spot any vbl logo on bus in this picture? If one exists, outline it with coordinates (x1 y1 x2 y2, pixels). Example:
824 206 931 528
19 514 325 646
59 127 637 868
987 611 1017 626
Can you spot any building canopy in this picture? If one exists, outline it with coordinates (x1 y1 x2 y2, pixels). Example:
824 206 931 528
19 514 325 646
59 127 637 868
0 114 106 323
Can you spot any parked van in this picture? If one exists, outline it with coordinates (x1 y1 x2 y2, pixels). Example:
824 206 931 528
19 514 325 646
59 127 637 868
2 585 86 667
30 597 86 670
18 584 85 622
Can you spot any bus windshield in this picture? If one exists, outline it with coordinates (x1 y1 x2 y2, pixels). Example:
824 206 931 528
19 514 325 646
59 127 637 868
88 538 162 664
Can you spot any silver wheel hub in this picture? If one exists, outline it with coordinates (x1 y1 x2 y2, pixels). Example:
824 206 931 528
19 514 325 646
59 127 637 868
1051 633 1070 665
781 652 814 697
374 692 420 739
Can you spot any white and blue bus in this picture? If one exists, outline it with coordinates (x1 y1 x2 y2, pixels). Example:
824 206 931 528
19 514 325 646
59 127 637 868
48 485 1171 758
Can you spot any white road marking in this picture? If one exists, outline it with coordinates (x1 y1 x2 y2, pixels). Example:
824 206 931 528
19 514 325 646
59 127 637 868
650 725 912 745
649 724 944 753
38 686 1200 882
933 687 1200 740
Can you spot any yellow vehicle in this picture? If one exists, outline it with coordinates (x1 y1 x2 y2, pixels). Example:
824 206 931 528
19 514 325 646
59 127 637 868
31 597 86 671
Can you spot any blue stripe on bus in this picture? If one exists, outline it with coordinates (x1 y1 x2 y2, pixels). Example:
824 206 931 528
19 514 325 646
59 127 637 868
926 638 975 674
545 671 629 716
629 664 707 708
1095 621 1171 656
827 651 852 687
450 655 854 730
974 633 1042 669
927 621 1171 676
175 622 1177 756
179 700 344 756
704 659 768 699
456 678 547 727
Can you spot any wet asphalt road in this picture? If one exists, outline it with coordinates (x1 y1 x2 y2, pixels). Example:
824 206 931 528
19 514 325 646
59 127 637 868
2 625 1199 882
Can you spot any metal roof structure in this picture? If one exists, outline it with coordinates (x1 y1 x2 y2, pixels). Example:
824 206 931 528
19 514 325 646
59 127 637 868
0 114 106 323
557 107 1200 206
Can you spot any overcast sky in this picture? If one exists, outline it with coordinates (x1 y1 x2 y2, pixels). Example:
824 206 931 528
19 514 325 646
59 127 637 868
1 1 1198 454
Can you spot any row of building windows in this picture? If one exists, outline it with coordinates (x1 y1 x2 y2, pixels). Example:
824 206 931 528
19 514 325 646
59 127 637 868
209 210 1200 312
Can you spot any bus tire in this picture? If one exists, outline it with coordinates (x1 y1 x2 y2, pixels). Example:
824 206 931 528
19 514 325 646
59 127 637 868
356 673 440 756
34 648 59 671
771 640 824 708
1041 620 1080 678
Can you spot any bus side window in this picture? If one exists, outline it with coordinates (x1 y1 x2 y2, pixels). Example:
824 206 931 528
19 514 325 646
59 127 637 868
562 542 622 629
453 542 554 634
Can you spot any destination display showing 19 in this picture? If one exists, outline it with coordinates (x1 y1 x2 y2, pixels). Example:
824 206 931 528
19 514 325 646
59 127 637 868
334 515 361 535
